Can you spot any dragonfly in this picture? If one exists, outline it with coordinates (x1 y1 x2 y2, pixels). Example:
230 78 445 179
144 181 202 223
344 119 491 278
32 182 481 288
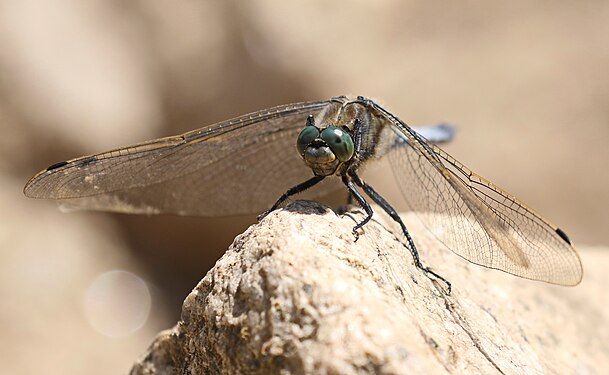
24 95 583 292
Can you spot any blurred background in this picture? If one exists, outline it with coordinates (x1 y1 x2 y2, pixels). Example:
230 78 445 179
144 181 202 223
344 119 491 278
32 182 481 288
1 1 608 373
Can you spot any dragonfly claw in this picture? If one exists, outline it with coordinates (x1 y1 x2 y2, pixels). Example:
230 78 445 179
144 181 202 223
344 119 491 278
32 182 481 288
257 211 270 222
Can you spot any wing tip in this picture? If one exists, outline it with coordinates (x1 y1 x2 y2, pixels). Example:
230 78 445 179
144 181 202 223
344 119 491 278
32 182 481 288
23 178 41 198
22 160 70 198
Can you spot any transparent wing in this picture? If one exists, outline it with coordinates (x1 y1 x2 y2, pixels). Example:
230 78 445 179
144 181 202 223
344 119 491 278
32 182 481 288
373 104 582 286
24 100 344 216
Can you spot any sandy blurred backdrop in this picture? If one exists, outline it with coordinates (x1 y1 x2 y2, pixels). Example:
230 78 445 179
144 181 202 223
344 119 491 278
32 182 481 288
1 1 608 374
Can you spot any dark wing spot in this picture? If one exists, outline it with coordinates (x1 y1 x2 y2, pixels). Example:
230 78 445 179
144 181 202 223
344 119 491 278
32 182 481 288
555 227 572 245
46 161 68 171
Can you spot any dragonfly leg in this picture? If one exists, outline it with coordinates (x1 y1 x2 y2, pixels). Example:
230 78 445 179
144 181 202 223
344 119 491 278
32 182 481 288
348 170 452 294
341 174 373 241
257 175 325 221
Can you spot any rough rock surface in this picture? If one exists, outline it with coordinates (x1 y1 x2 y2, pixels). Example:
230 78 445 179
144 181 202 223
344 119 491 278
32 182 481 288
131 200 608 375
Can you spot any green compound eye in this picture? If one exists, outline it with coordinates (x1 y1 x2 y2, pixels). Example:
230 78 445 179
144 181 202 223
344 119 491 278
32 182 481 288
321 127 354 162
296 126 320 156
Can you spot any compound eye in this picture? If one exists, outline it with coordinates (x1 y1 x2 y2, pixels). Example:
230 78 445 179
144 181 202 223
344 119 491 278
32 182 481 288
320 127 354 162
296 126 320 156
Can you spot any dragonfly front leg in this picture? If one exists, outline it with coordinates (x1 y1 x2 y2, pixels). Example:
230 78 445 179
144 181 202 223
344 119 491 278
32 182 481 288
257 175 325 221
348 170 452 294
341 174 373 241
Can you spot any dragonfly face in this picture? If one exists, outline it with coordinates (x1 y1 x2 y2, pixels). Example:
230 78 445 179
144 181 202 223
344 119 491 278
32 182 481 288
24 95 583 290
295 97 388 176
296 115 355 176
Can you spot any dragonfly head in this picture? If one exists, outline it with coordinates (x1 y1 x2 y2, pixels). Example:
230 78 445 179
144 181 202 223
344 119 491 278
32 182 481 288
296 115 355 176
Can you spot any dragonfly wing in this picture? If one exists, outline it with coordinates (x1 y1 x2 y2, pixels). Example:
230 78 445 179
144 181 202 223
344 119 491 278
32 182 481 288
372 104 582 286
24 100 344 216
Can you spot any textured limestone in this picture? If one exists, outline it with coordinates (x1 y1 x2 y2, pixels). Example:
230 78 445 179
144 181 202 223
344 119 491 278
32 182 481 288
131 200 608 375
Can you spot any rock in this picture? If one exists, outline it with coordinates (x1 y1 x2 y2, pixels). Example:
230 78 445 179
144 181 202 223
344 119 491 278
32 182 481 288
130 200 609 375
